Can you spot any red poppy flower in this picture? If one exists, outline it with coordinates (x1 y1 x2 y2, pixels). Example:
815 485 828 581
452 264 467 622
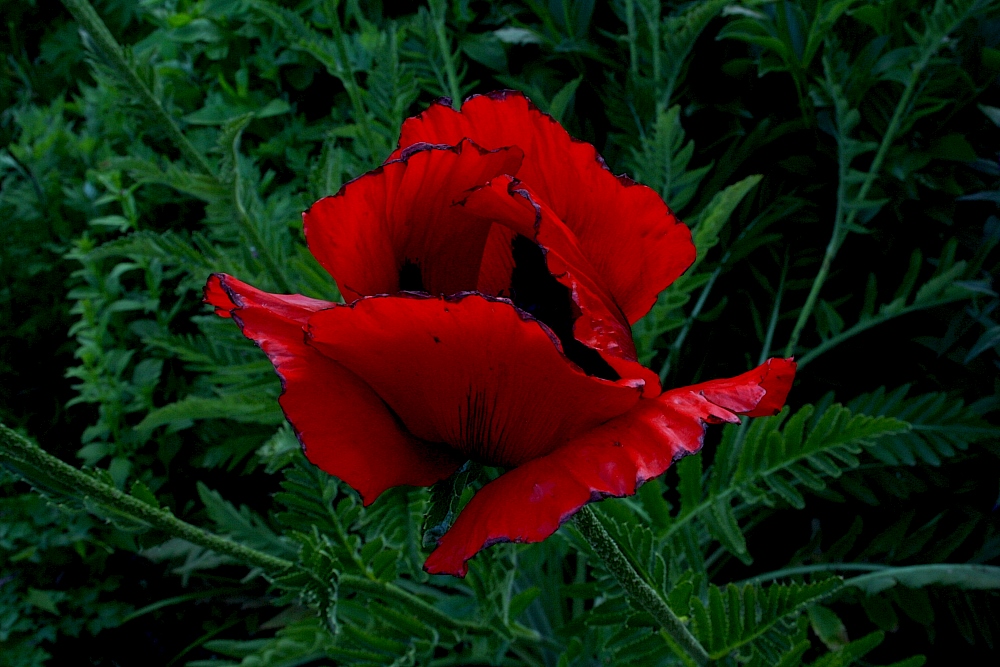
204 91 795 577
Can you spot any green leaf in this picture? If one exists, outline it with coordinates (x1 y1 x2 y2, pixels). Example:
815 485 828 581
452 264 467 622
25 588 60 615
690 174 762 269
197 482 295 558
547 76 583 123
137 394 284 433
129 479 160 508
809 605 849 650
689 580 842 660
846 564 1000 595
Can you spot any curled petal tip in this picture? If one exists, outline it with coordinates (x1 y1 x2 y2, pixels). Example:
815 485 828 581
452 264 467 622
749 357 797 418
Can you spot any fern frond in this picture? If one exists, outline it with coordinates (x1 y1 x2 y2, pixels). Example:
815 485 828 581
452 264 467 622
848 385 997 466
196 482 296 558
688 579 841 661
664 403 908 561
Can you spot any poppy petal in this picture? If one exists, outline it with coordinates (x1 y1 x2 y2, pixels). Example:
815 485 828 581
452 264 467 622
460 176 661 394
304 140 523 302
424 357 796 576
204 274 462 503
306 293 643 468
392 91 695 323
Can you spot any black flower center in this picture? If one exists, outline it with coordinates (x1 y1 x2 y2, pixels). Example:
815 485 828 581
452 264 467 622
398 259 425 292
509 235 619 381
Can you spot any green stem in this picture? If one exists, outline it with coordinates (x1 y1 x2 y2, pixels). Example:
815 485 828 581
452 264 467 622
0 423 487 634
326 3 380 160
340 574 480 632
638 1 661 103
430 0 462 108
784 31 943 358
738 563 886 586
60 0 215 178
796 295 969 368
120 586 246 624
783 146 847 358
624 0 639 75
725 258 789 469
660 203 772 381
758 254 788 365
0 423 291 573
575 506 709 666
660 266 721 382
229 122 295 294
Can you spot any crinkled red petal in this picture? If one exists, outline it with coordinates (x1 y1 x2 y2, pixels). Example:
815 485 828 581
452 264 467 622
303 140 523 302
460 176 661 395
306 292 643 467
684 357 797 418
204 274 462 504
424 357 796 576
392 91 696 323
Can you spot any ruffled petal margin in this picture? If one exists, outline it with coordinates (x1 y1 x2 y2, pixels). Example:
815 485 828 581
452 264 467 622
204 274 462 504
392 91 696 324
424 357 796 576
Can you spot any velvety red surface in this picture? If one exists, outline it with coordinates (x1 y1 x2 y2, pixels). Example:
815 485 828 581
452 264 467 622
423 357 796 576
205 92 796 575
391 91 695 324
205 274 462 504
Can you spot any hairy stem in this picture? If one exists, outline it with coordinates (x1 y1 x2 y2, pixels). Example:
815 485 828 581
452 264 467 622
575 506 709 665
0 423 291 573
0 424 483 633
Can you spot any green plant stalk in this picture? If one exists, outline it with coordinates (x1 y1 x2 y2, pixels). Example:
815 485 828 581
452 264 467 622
783 176 843 359
796 295 970 367
660 267 721 382
0 424 482 634
0 423 290 573
660 198 772 382
725 258 788 469
430 0 462 108
758 255 788 366
575 506 710 666
60 0 216 179
229 123 295 294
740 562 1000 592
738 562 887 585
639 1 662 105
784 24 953 358
659 415 908 547
342 575 483 632
624 0 639 75
326 4 380 160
